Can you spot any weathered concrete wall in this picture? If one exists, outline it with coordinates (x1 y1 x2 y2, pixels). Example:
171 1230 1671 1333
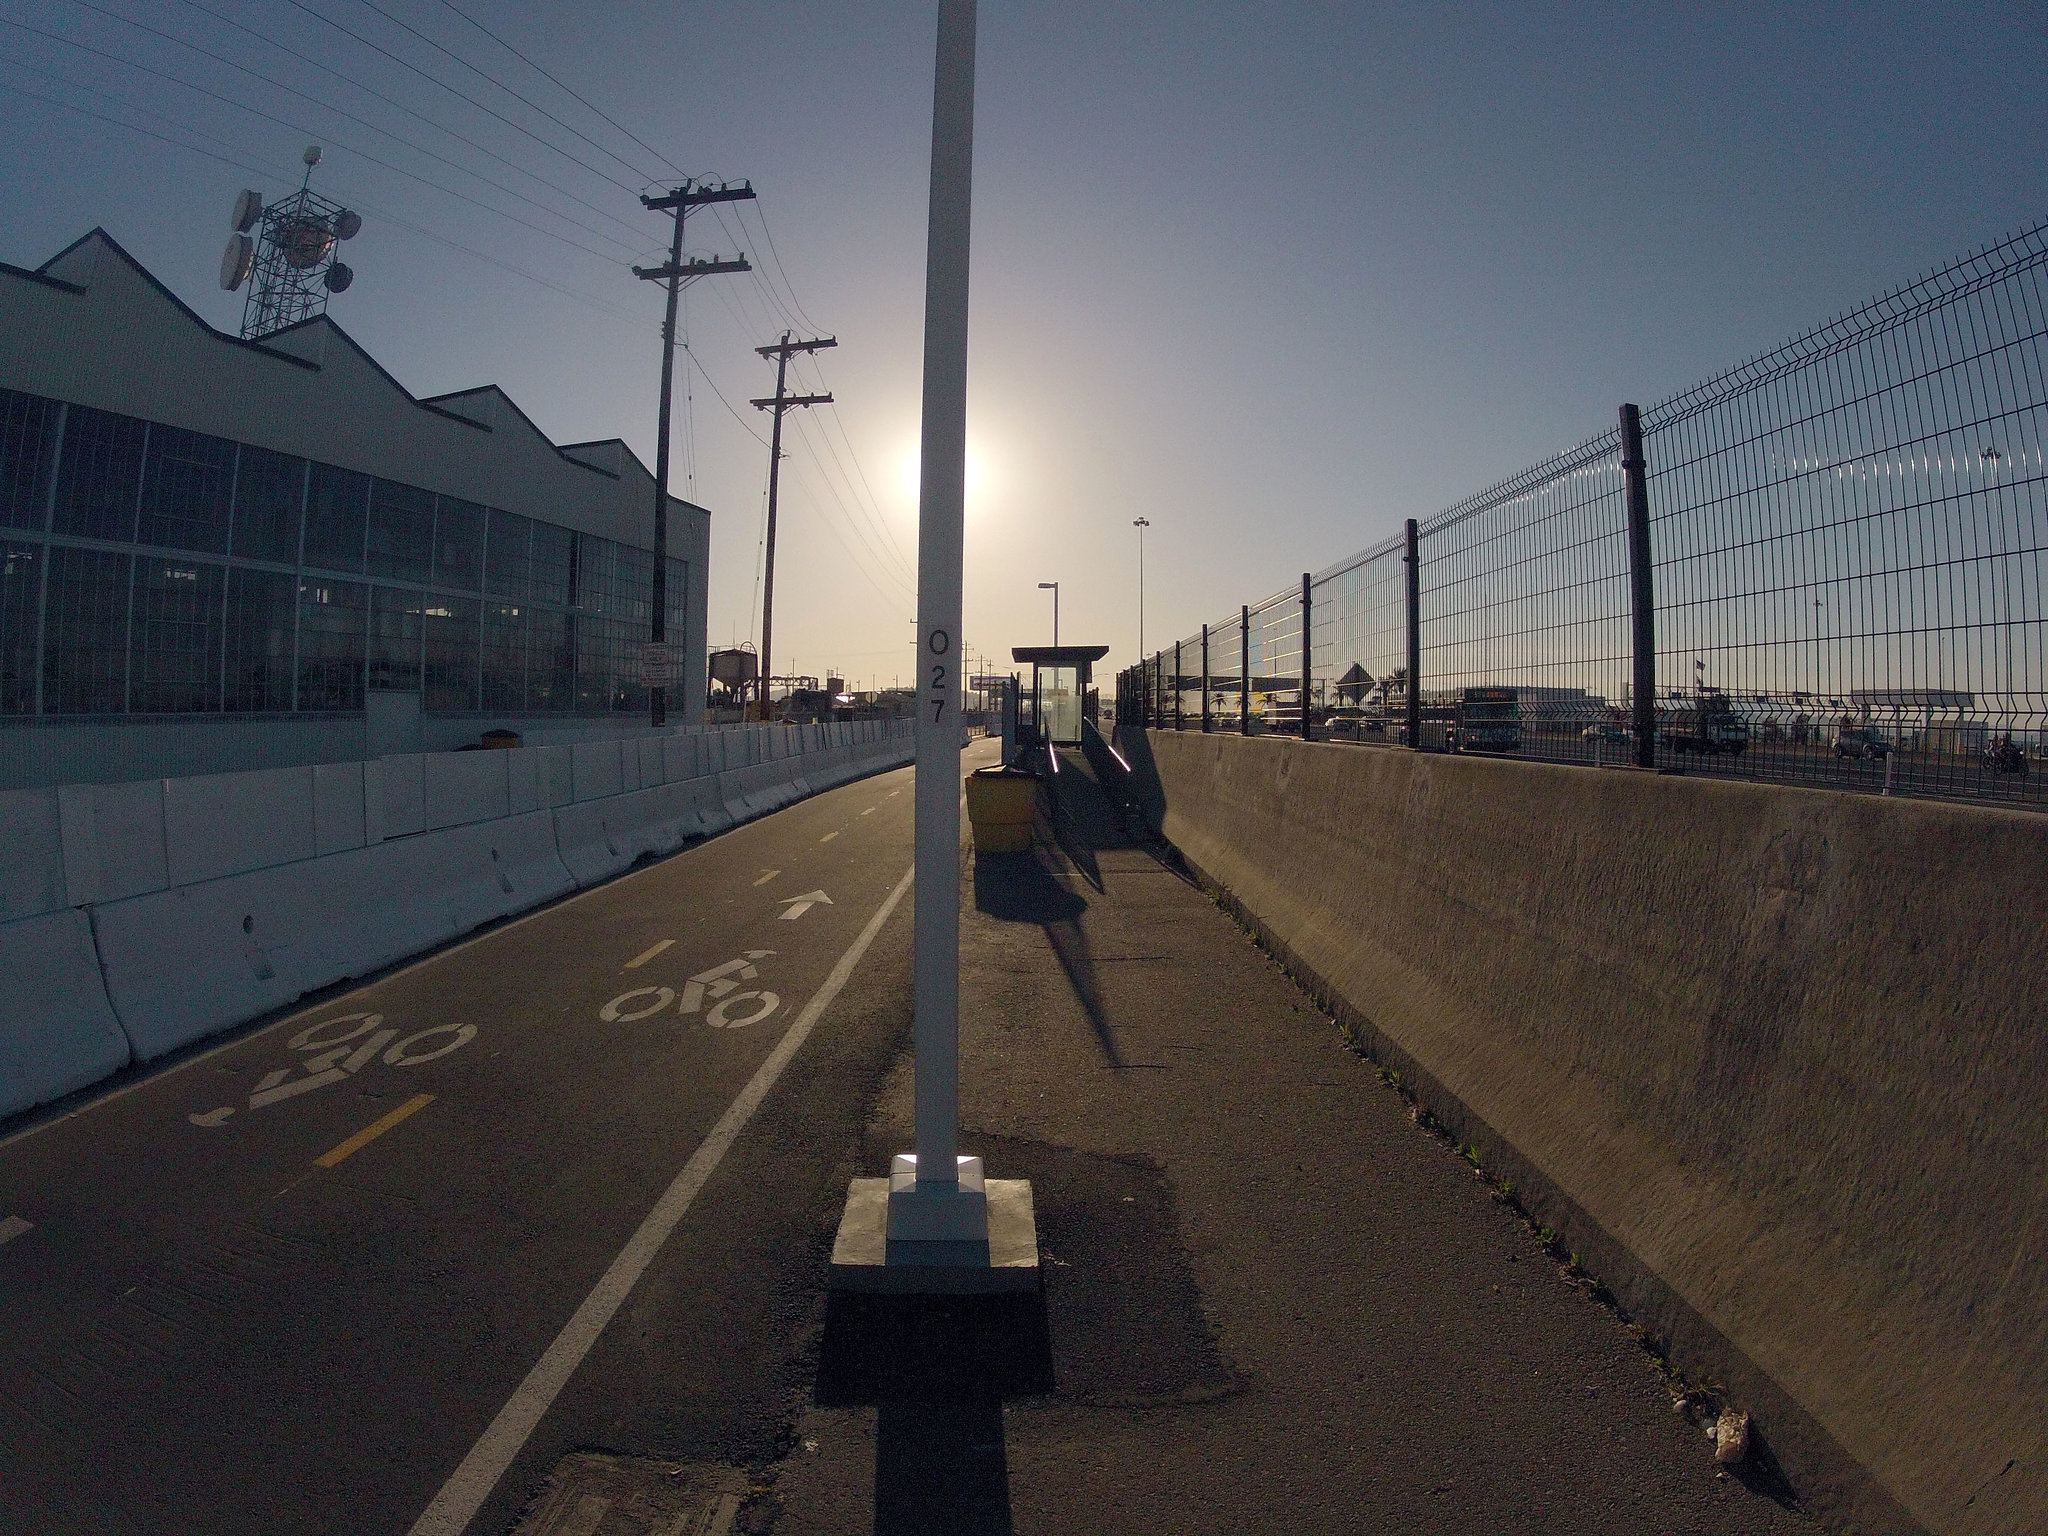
1133 728 2044 1536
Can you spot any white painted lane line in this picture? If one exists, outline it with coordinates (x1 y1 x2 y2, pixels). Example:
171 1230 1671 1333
623 940 674 970
860 807 876 816
777 891 832 921
819 831 839 843
406 861 917 1536
752 869 780 887
0 1216 31 1246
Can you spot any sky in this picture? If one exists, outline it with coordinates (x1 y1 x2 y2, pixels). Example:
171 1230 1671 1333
1 0 2044 692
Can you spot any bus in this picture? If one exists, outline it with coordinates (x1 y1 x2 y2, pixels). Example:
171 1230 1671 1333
1454 687 1521 753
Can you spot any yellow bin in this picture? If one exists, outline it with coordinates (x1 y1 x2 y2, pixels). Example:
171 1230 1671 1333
965 765 1039 853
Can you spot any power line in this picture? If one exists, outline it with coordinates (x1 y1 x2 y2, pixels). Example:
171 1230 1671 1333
0 18 639 266
431 0 685 182
275 0 640 192
54 0 648 257
784 402 915 587
168 0 652 243
348 0 661 186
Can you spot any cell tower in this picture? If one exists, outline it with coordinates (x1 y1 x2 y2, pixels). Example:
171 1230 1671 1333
218 146 363 339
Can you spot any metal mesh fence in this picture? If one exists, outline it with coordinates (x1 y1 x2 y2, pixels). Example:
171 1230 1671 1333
1129 218 2048 811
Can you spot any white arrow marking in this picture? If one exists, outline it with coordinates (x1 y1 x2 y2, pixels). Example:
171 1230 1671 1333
0 1216 31 1245
188 1108 235 1128
778 891 833 921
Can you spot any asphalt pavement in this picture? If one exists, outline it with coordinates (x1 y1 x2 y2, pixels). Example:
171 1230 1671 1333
0 754 932 1536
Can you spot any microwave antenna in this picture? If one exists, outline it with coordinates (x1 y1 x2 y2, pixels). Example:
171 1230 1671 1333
219 146 363 338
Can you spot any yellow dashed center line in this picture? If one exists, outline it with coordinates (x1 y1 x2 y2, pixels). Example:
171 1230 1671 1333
314 1094 436 1169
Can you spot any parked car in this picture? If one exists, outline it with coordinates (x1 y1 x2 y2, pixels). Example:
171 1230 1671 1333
1581 723 1630 744
1832 728 1891 760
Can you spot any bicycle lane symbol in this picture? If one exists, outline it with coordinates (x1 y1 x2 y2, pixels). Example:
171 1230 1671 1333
187 1012 479 1127
598 950 781 1030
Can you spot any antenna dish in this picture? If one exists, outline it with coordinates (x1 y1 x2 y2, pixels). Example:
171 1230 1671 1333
219 233 254 291
231 189 263 233
322 262 354 294
276 213 334 271
302 145 323 168
333 209 362 241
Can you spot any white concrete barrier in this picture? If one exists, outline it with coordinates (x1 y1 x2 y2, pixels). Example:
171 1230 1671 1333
164 765 316 887
0 908 130 1118
0 787 67 923
96 809 574 1059
553 776 725 887
423 751 510 830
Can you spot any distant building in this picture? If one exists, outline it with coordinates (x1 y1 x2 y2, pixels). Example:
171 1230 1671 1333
0 229 709 788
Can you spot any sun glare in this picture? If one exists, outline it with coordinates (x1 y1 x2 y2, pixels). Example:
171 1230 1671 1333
897 444 990 508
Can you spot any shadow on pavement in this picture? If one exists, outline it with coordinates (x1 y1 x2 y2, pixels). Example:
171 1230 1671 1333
972 840 1120 1068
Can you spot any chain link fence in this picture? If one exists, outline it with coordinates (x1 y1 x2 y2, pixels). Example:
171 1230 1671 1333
1124 218 2048 811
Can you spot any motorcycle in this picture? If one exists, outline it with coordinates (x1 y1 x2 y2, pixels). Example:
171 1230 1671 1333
1983 736 2029 776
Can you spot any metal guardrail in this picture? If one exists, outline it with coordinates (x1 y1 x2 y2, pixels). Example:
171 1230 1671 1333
1123 219 2048 812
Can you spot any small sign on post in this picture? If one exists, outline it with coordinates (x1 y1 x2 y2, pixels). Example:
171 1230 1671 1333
636 641 681 688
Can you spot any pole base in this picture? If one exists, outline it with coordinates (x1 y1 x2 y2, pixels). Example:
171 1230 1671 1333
830 1162 1039 1295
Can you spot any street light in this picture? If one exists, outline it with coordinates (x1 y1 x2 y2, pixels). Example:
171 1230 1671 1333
1132 517 1149 659
1038 581 1059 646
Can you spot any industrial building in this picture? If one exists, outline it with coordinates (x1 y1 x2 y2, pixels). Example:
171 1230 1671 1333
0 229 709 789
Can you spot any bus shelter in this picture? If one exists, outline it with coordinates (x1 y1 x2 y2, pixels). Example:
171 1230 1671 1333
1012 644 1109 747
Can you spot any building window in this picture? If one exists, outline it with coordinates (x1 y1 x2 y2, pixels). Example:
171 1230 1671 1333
575 533 613 614
367 478 434 583
224 566 296 711
52 405 146 543
1 541 40 713
297 577 366 711
433 497 484 592
231 446 306 565
484 508 531 599
131 557 225 712
480 602 526 711
303 462 369 573
615 544 653 628
1 389 57 533
43 544 131 713
665 557 688 638
424 596 479 710
137 425 234 555
368 585 423 691
531 520 573 607
529 608 575 710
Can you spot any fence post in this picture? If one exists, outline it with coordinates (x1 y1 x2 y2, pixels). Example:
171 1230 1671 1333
1174 640 1183 730
1404 519 1421 750
1299 572 1313 739
1620 403 1656 769
1239 604 1251 734
1200 624 1211 732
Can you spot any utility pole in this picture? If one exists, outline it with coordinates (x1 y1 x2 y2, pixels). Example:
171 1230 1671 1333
635 179 755 727
1132 517 1149 658
751 331 836 720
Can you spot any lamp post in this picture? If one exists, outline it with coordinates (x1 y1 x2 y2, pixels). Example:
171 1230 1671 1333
1133 517 1149 659
1038 581 1059 646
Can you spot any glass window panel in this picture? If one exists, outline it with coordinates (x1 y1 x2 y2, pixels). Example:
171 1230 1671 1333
303 463 368 573
137 426 233 554
296 578 365 711
43 544 130 713
231 445 306 564
480 601 526 710
224 566 296 711
1 541 40 713
1 388 58 533
615 545 653 628
366 479 434 583
52 405 145 542
424 595 479 711
433 497 484 591
484 508 531 599
530 520 573 606
574 533 613 613
369 585 423 691
131 557 224 713
528 608 575 710
576 613 614 712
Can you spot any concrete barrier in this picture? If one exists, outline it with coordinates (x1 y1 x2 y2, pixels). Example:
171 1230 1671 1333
552 776 724 888
0 908 130 1118
96 808 574 1059
1131 727 2045 1536
0 787 68 922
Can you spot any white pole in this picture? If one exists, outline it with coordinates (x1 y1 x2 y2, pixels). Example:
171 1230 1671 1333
908 0 976 1204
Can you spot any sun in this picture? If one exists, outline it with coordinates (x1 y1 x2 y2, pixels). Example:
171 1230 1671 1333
897 444 990 507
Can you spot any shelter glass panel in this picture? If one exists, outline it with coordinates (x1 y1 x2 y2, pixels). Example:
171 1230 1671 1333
230 445 306 564
1 388 57 532
52 405 144 543
138 425 233 555
43 545 130 713
131 557 225 713
224 566 296 712
297 577 365 711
